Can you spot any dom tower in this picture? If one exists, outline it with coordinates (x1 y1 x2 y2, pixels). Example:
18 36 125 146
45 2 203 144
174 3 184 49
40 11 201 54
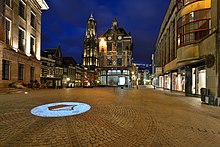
83 14 99 67
82 14 99 87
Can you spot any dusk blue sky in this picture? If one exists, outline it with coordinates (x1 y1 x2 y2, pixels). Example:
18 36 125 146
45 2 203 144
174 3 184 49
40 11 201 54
41 0 170 63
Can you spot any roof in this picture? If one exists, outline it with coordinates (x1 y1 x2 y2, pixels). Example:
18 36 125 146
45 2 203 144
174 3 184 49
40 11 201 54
100 28 130 37
36 0 49 10
44 49 56 54
62 57 77 66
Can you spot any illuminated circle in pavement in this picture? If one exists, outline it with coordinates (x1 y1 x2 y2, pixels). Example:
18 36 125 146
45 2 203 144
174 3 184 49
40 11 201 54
31 102 91 117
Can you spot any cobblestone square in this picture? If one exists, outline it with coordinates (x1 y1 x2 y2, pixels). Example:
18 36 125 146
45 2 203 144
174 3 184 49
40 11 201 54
0 87 220 146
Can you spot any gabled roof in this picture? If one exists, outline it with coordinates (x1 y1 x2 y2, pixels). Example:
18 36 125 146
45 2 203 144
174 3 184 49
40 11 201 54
100 28 130 37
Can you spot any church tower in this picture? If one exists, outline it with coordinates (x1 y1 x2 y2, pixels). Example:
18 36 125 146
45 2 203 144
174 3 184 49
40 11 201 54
82 14 99 67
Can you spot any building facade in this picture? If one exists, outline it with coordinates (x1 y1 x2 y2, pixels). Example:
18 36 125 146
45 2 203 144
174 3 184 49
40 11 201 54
136 63 152 85
0 0 48 88
75 64 83 87
99 18 133 86
154 0 220 96
62 57 77 88
41 45 63 88
82 14 99 87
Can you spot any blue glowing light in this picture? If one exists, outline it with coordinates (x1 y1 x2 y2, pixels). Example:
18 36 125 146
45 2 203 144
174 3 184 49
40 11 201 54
31 102 91 117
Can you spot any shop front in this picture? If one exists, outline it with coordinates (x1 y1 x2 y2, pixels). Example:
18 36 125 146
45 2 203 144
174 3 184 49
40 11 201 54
171 70 185 92
164 74 171 90
100 69 130 86
159 76 164 88
191 66 206 95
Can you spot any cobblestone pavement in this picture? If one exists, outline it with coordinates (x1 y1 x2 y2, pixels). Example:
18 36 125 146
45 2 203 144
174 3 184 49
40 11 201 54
0 87 220 146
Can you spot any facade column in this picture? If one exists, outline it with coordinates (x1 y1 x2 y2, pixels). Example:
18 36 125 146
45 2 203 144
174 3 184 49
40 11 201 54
185 66 192 96
170 72 172 91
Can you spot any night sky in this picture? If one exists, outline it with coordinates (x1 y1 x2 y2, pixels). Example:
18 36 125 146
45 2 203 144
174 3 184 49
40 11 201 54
41 0 170 64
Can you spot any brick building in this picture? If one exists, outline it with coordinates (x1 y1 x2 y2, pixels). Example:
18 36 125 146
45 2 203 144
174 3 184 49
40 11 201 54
0 0 48 88
99 18 133 86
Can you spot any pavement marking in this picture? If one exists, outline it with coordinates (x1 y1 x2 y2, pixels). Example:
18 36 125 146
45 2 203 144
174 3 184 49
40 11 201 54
31 102 91 117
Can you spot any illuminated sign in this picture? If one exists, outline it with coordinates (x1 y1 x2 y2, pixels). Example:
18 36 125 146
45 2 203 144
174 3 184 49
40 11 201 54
31 102 91 117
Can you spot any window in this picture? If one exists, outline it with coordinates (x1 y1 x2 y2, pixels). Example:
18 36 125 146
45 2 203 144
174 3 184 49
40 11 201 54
117 41 122 52
6 0 11 7
107 56 112 66
107 42 112 51
123 70 129 74
18 28 25 51
177 0 200 11
117 56 122 66
30 11 36 28
30 36 35 55
18 64 24 80
5 18 11 45
2 60 10 80
177 9 211 47
30 66 35 81
19 1 25 19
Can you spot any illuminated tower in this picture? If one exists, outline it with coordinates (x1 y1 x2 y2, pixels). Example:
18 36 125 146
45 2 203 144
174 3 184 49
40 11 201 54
82 14 99 67
82 14 100 87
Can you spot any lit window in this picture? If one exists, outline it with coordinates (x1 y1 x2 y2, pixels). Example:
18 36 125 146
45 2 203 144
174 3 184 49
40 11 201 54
177 9 210 47
18 28 25 51
5 18 11 45
30 36 35 55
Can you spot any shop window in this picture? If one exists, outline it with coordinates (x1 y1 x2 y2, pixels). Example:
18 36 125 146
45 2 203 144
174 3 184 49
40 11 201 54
2 60 10 80
123 70 128 75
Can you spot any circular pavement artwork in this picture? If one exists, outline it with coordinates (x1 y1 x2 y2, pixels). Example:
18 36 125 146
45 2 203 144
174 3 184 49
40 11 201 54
31 102 91 117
